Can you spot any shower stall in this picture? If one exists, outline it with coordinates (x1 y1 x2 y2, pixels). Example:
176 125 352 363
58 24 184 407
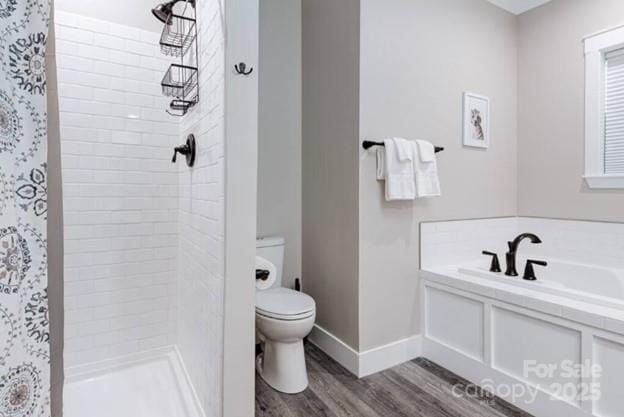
53 0 224 415
14 0 259 415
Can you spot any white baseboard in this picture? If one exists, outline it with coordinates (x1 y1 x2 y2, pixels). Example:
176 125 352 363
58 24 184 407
308 324 422 378
358 334 423 377
308 324 360 375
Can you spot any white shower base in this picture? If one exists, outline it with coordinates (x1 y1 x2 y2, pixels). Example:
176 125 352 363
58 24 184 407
64 348 204 417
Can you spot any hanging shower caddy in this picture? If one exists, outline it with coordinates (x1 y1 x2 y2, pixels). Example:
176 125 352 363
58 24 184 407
157 0 199 116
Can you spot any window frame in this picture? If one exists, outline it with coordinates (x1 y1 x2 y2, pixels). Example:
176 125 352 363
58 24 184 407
584 24 624 189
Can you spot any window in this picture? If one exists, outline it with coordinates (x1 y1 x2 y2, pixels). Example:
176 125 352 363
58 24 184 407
584 25 624 188
605 48 624 175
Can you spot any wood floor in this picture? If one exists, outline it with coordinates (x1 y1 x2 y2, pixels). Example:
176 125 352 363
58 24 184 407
256 343 534 417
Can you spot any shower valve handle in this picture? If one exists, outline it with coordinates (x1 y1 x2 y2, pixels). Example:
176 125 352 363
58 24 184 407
171 134 196 167
172 144 190 163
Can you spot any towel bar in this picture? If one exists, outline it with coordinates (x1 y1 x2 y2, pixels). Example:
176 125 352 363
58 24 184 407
362 140 444 153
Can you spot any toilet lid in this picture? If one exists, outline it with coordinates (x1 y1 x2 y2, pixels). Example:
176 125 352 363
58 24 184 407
256 288 316 320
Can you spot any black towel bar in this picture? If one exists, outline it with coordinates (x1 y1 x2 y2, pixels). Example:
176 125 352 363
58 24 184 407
362 140 444 153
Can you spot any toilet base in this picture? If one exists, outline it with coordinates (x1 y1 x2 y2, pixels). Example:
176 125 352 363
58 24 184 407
256 339 308 394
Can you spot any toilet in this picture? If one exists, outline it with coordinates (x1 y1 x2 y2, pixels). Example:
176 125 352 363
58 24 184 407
255 237 316 394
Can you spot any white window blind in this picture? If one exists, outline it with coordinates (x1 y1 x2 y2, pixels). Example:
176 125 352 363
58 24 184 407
605 47 624 174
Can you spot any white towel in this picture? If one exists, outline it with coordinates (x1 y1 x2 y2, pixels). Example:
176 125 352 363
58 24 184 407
394 137 414 162
412 140 441 197
382 138 416 200
376 147 386 180
375 138 414 180
376 137 412 180
416 139 435 162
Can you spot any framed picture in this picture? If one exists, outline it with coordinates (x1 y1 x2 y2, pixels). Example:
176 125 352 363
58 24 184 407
463 92 490 148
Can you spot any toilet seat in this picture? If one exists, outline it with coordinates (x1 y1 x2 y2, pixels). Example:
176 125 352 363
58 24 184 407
256 288 315 321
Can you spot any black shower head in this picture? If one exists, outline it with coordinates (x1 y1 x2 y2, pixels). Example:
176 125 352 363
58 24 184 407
152 2 174 24
151 0 195 24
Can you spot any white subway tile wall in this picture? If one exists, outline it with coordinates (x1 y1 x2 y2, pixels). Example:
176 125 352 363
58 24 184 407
56 11 180 368
420 218 518 269
176 0 225 415
420 217 624 270
518 218 624 269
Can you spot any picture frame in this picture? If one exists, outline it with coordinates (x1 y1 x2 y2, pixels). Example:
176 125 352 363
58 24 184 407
463 92 490 149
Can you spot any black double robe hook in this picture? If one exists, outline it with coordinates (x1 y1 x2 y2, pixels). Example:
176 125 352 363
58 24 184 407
235 62 253 75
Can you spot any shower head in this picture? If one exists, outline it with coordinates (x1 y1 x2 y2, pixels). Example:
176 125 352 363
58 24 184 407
151 0 195 24
152 2 174 24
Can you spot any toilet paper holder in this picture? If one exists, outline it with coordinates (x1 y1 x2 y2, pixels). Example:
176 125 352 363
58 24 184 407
256 269 270 281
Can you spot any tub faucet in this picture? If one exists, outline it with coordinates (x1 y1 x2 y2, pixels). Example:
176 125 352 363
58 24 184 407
505 233 542 276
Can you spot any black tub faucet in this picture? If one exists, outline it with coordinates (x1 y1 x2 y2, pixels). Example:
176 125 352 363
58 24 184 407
505 233 542 276
523 259 548 281
482 251 501 272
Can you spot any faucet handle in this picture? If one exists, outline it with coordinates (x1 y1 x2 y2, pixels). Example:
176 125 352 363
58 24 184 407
482 251 502 273
523 259 547 281
172 144 189 163
171 134 196 167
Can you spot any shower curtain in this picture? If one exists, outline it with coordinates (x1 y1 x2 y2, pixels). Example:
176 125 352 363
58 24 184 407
0 0 51 416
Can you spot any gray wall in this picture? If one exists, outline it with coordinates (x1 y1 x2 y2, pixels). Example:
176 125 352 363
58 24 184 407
302 0 361 349
55 0 162 32
223 0 259 414
358 0 518 350
517 0 624 222
46 9 64 416
258 0 302 290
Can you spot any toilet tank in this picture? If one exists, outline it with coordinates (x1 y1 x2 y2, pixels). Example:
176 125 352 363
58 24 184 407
256 236 285 288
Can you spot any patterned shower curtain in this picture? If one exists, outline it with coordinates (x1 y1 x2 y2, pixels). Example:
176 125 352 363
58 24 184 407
0 0 51 416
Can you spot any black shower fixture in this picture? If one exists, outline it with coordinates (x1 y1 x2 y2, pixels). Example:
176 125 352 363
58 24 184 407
172 134 196 167
152 0 196 24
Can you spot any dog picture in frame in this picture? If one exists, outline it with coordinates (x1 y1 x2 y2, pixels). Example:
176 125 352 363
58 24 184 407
463 92 490 149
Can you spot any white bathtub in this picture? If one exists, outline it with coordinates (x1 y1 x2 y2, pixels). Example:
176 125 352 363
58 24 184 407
459 258 624 311
419 217 624 417
421 262 624 417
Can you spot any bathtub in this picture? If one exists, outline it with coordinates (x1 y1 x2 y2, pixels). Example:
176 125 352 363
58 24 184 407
421 261 624 417
459 258 624 311
419 217 624 417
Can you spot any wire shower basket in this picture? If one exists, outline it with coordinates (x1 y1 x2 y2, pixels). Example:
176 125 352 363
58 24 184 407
156 2 199 116
159 13 197 57
161 63 198 98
